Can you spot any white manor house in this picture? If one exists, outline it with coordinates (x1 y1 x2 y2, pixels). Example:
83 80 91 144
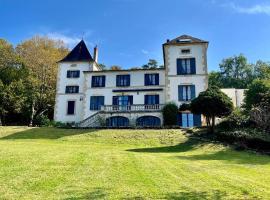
54 35 209 128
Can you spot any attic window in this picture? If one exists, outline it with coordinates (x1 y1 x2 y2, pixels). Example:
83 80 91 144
71 64 77 67
178 39 191 43
181 49 191 54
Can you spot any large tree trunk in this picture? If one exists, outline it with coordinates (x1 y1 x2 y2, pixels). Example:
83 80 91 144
210 116 216 133
0 116 2 126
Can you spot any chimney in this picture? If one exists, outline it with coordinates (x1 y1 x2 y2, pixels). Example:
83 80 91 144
93 45 98 63
166 39 170 43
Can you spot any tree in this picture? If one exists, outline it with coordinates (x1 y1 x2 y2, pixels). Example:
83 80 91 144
110 65 122 70
243 79 270 112
190 87 233 133
209 54 254 89
254 60 270 79
142 59 158 69
208 71 223 88
162 102 178 126
16 36 69 122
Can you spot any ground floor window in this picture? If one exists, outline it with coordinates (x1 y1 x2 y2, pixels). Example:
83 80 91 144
106 116 129 127
178 113 201 127
136 116 161 127
67 101 75 115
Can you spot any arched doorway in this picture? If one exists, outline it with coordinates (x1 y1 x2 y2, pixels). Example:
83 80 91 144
136 116 161 127
106 116 129 127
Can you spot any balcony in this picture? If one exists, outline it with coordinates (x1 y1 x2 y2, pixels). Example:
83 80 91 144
100 104 164 113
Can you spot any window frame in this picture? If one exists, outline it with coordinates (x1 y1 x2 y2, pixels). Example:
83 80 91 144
177 58 196 75
66 100 76 115
90 96 105 111
144 73 159 86
116 74 130 87
91 75 106 88
65 85 79 94
67 70 80 78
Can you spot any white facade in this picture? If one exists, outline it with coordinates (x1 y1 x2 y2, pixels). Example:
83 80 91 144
54 35 209 127
221 89 246 107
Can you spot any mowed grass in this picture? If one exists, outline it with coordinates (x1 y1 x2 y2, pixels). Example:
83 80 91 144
0 127 270 200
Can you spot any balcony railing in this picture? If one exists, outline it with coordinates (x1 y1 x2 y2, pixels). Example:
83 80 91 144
100 104 164 112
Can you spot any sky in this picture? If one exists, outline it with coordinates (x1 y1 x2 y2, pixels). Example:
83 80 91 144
1 0 270 71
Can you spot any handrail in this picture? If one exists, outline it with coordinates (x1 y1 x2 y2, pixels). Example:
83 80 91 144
100 104 164 112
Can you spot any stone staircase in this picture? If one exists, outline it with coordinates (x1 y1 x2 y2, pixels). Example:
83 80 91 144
77 111 104 128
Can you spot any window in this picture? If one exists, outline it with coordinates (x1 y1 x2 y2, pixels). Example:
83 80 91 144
106 116 129 127
145 95 159 105
90 96 104 110
178 85 195 101
112 96 133 110
91 76 105 87
136 116 161 127
67 70 80 78
65 86 79 94
67 101 75 115
177 58 196 75
178 113 201 127
181 49 190 54
116 75 130 87
145 74 159 86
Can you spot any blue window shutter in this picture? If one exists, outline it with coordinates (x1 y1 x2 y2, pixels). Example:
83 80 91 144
112 96 118 105
155 95 159 104
90 96 95 110
193 114 201 127
128 96 133 105
116 75 119 86
177 113 182 126
127 75 130 86
177 59 182 75
144 95 148 105
102 76 106 87
155 74 159 85
178 85 183 101
145 74 148 85
191 58 196 74
67 71 71 78
91 76 95 87
191 85 196 99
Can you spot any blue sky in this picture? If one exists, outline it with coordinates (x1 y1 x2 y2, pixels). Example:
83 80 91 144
1 0 270 71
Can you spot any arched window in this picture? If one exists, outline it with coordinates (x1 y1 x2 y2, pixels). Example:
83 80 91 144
106 116 129 127
136 116 161 127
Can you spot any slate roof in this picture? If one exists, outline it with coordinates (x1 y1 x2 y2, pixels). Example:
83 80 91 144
164 35 208 45
59 40 94 62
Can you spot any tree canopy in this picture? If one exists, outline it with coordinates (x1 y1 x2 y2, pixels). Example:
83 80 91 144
190 87 233 132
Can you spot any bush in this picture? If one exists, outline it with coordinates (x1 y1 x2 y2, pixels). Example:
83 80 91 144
33 115 50 127
217 109 250 131
162 102 178 126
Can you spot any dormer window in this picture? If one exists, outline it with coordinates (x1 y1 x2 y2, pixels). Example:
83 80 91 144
181 49 190 54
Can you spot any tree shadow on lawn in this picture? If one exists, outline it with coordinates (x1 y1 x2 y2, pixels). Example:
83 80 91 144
127 138 207 153
165 190 228 200
0 127 97 140
127 137 270 165
175 150 270 165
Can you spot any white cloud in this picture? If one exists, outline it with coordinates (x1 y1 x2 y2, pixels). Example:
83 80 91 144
225 2 270 15
46 32 81 47
141 49 149 55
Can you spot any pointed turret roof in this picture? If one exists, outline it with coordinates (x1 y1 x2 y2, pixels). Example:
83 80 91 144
59 40 94 62
164 35 208 45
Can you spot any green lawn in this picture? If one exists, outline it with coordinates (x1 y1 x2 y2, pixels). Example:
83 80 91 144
0 127 270 200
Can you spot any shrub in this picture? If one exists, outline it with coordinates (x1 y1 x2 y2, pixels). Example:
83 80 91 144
217 109 249 131
162 102 178 126
33 114 50 127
